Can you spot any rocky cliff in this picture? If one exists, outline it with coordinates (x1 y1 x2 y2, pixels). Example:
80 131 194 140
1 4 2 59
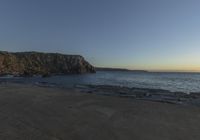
0 51 95 76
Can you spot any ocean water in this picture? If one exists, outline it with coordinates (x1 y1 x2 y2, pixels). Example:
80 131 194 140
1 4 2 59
0 71 200 93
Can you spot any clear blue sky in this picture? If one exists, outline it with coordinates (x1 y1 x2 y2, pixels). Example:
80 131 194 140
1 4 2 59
0 0 200 71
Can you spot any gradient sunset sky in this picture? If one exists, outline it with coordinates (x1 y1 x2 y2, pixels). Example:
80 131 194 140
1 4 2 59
0 0 200 72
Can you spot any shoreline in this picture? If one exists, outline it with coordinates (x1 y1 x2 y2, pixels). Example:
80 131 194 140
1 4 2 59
75 84 200 106
0 71 200 94
1 82 200 106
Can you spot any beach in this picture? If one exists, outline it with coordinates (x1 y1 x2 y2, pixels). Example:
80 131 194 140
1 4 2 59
0 84 200 140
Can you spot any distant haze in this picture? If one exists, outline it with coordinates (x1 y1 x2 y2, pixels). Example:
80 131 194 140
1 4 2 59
0 0 200 72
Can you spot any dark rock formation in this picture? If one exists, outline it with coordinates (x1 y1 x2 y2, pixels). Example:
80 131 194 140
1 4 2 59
0 51 95 76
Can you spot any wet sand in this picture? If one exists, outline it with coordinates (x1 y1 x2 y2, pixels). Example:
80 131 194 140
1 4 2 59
0 84 200 140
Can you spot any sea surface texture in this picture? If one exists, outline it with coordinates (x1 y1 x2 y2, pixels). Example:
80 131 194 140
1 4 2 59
0 71 200 93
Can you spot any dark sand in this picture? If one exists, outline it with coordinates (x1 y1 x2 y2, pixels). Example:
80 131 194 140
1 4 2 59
0 84 200 140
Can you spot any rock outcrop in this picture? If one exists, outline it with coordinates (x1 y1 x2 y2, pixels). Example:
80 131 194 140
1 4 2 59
0 51 96 76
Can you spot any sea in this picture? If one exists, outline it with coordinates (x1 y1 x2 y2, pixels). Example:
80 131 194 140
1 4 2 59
0 71 200 93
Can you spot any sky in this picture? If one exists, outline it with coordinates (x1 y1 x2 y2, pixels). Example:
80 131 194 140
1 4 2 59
0 0 200 72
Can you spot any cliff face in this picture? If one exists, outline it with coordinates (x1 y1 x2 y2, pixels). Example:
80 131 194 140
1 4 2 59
0 51 96 76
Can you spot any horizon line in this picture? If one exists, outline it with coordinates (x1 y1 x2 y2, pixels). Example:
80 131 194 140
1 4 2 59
96 66 200 73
